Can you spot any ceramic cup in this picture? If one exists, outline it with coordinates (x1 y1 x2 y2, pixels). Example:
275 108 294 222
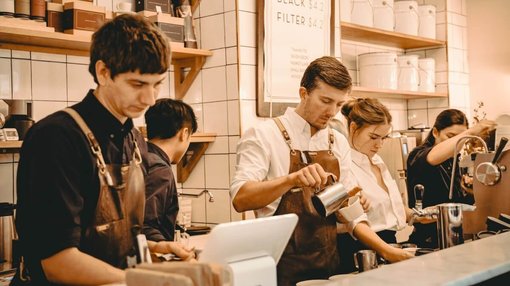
116 1 132 12
338 195 365 222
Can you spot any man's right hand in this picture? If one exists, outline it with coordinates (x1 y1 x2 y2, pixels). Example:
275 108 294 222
288 163 331 189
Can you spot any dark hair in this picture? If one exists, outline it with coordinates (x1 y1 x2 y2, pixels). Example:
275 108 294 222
341 98 392 136
423 109 469 145
89 14 171 84
300 56 352 93
145 98 198 140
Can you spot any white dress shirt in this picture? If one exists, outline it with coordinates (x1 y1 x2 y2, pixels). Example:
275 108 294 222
350 149 407 232
230 108 356 218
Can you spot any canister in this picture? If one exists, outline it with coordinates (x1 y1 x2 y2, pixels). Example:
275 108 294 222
394 0 418 36
30 0 46 21
373 0 394 31
0 0 15 17
418 5 436 39
397 54 419 91
351 0 373 27
14 0 30 19
340 0 352 22
359 52 398 90
418 58 435 92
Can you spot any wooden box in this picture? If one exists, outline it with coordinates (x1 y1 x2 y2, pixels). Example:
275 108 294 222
63 1 105 34
135 0 171 14
148 13 184 45
47 3 64 32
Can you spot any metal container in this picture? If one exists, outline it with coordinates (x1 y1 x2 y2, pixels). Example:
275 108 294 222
436 203 464 249
312 182 350 217
353 250 378 272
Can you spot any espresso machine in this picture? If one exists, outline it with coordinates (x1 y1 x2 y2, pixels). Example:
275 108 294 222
1 99 34 140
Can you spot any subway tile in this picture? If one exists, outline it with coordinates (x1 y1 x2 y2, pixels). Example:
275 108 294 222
461 0 467 15
0 49 11 58
425 0 445 12
32 101 67 122
447 24 463 49
224 11 237 47
190 103 203 133
203 48 226 69
0 154 14 164
206 136 229 154
227 100 240 136
228 136 239 153
436 23 446 41
408 109 429 129
436 11 446 24
238 0 256 12
348 69 357 86
11 51 30 59
12 59 31 100
182 157 206 189
200 14 226 50
32 61 66 101
238 11 256 47
391 110 408 130
239 65 256 100
31 52 66 62
239 46 256 65
193 19 202 49
228 153 236 186
199 0 224 17
202 66 227 102
425 48 447 72
427 98 449 109
67 55 89 65
203 101 228 135
447 0 462 13
240 99 263 132
226 64 239 100
0 163 14 203
340 43 357 70
157 72 171 99
436 83 448 94
436 71 448 84
185 190 207 224
0 58 11 99
226 47 238 65
204 154 230 189
451 13 466 27
206 189 231 223
169 71 176 99
67 64 94 102
427 108 445 127
224 0 236 12
447 48 464 73
97 0 113 11
408 99 428 110
182 72 203 104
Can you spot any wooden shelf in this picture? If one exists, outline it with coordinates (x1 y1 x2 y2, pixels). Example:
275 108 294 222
341 22 446 49
351 86 448 100
0 141 22 154
177 133 216 183
0 19 212 99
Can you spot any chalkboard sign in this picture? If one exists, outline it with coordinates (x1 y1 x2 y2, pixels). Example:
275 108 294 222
257 0 332 117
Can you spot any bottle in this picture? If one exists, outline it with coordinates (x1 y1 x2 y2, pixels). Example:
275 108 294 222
14 0 30 19
30 0 46 21
0 0 15 17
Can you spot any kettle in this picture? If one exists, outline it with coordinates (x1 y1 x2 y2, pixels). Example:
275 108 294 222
0 203 17 265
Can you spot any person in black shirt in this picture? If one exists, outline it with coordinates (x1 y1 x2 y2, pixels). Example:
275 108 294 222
13 14 193 286
406 109 496 248
143 99 198 242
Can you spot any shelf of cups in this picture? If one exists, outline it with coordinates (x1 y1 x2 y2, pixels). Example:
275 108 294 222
351 86 448 100
341 21 446 49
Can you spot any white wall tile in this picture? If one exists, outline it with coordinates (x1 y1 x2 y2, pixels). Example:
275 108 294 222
448 24 463 49
224 11 237 47
425 0 445 12
448 48 464 72
447 0 462 13
238 11 256 47
436 71 448 84
67 64 94 102
200 14 226 49
157 72 171 99
427 108 444 127
182 72 203 104
226 47 238 64
31 52 66 62
0 164 14 203
436 11 446 24
0 58 11 99
204 154 230 188
450 12 466 26
224 0 236 12
97 0 113 11
182 157 206 189
239 65 256 100
32 61 66 101
390 109 408 130
341 43 357 70
228 152 236 185
426 48 447 72
203 48 226 68
228 136 239 153
206 189 231 223
206 136 229 154
67 55 89 65
199 0 224 17
0 154 14 164
239 46 256 65
436 23 447 41
228 100 240 135
408 99 428 110
226 64 239 100
0 49 10 58
427 98 449 108
408 109 429 128
190 103 203 133
12 59 31 100
11 51 30 59
238 0 256 12
180 189 207 223
32 101 67 122
202 66 227 102
203 101 228 135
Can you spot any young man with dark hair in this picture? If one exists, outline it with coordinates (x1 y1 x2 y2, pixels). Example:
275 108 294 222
14 14 193 285
143 98 198 242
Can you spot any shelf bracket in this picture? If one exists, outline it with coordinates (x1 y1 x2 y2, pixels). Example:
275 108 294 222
173 56 206 100
177 141 209 183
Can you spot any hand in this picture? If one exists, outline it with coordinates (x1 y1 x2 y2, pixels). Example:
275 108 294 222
414 206 438 224
288 163 330 189
149 241 196 262
359 192 371 212
381 246 415 263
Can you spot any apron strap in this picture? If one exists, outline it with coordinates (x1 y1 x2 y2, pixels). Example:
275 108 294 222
62 108 114 186
328 127 335 153
273 117 296 154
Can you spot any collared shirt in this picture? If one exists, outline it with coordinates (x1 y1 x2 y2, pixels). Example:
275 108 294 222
143 142 179 242
230 107 356 218
350 149 407 232
15 90 148 284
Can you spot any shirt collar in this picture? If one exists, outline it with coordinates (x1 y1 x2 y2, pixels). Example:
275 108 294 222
148 142 171 165
284 107 310 135
75 89 134 139
351 148 384 167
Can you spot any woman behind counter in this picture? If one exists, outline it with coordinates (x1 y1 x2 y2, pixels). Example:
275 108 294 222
406 109 497 248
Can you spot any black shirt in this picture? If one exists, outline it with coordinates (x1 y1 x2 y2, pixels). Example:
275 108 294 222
15 90 148 284
143 142 179 242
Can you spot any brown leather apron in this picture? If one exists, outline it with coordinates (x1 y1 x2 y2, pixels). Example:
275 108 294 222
64 108 145 269
273 118 340 286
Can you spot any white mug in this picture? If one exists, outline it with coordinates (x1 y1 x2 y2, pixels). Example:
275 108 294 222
116 1 132 12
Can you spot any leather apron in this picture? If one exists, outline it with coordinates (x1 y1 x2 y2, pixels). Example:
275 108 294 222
65 108 146 269
273 118 340 286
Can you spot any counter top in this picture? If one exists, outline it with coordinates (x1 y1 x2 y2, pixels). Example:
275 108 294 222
331 231 510 285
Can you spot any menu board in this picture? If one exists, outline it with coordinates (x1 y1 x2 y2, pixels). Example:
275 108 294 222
257 0 331 117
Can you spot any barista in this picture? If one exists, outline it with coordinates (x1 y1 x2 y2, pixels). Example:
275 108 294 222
230 56 363 285
407 109 496 248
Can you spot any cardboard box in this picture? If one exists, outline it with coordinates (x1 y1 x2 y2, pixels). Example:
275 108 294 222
63 1 105 32
148 13 184 44
47 3 64 32
135 0 171 14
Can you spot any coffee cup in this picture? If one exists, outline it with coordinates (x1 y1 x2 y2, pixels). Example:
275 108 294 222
353 249 378 272
338 195 364 222
116 1 132 12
